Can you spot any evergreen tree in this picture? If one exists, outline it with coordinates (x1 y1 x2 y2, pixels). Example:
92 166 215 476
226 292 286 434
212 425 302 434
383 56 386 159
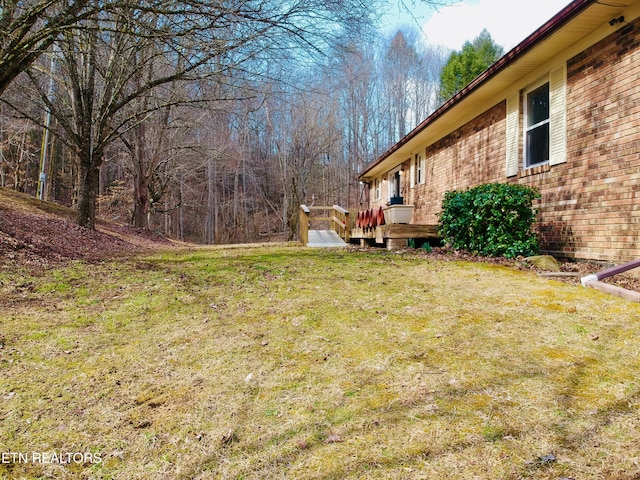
437 29 503 103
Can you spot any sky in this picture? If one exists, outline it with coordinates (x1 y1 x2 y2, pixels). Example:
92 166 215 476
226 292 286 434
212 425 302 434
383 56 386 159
388 0 572 52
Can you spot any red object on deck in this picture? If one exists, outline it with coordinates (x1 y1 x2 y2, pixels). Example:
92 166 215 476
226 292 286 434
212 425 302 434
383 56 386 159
376 207 385 226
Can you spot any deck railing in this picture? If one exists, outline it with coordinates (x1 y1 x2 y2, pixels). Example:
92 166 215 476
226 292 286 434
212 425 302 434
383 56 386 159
299 205 350 246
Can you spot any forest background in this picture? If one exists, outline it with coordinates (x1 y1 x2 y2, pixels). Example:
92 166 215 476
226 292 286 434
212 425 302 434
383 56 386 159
0 0 503 244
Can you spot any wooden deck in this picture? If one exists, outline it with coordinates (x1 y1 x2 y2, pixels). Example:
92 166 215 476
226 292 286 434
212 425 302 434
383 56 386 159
351 224 439 249
297 204 438 250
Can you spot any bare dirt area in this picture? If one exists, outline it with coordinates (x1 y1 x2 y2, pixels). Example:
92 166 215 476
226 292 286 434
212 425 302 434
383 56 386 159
0 187 173 270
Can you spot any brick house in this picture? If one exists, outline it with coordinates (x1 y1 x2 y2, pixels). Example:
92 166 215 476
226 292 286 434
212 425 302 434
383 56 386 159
358 0 640 262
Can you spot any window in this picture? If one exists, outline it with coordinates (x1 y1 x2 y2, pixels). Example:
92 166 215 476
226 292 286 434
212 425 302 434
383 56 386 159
374 178 380 200
505 64 566 177
388 167 401 199
410 154 424 188
525 82 549 167
416 154 424 185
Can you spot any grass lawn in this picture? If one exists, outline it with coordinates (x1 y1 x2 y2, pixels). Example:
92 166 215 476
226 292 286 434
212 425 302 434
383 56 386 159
1 245 640 479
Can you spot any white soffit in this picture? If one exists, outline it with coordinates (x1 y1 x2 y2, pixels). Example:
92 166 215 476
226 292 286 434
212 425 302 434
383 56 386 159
362 0 634 179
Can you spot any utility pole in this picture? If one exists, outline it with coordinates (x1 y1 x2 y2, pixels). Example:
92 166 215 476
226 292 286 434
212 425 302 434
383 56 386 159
37 45 57 201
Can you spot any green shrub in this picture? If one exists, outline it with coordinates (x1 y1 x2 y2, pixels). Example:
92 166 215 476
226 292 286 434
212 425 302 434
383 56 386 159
437 183 541 258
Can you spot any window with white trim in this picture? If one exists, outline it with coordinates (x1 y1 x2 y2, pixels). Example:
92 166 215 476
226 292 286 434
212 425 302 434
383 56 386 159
374 178 380 200
416 154 424 185
525 81 550 167
505 64 566 177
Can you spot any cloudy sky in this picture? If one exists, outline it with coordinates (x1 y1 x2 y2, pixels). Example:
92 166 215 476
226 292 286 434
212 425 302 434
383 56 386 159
388 0 572 52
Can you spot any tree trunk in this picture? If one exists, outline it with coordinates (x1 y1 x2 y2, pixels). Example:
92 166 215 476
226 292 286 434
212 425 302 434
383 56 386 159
45 136 56 202
132 172 150 230
178 174 184 241
242 154 249 241
233 165 240 241
76 159 100 229
205 155 216 244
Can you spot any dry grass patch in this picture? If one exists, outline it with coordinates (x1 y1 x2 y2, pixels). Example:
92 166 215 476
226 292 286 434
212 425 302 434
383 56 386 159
1 246 640 479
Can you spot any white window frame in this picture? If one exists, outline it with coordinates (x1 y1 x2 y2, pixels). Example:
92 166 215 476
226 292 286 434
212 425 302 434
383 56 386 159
524 78 550 168
388 166 402 199
374 178 381 200
410 157 416 188
416 153 425 185
506 64 566 176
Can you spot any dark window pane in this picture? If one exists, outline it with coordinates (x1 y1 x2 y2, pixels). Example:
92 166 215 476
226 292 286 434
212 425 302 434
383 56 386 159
526 123 549 165
527 83 549 127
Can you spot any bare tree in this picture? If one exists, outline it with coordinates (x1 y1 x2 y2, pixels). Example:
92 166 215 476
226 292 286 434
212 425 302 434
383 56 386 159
385 31 415 142
1 0 454 243
333 42 378 206
264 77 341 239
0 0 106 96
119 105 174 229
5 0 387 229
0 116 38 191
0 0 452 98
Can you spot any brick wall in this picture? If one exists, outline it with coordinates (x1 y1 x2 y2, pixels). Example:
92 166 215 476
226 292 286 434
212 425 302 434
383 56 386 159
406 103 508 225
390 18 640 262
529 19 640 262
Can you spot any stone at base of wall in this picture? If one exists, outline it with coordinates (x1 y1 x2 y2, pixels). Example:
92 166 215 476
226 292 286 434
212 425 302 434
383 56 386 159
526 255 561 272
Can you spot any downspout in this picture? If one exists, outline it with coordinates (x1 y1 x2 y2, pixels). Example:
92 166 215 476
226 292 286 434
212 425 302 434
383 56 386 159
581 258 640 303
580 258 640 286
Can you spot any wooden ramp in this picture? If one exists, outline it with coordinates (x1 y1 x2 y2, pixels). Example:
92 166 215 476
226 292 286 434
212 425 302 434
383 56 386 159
299 205 351 248
306 229 348 248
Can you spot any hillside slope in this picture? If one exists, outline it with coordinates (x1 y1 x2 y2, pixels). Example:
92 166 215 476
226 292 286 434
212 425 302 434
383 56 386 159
0 187 172 268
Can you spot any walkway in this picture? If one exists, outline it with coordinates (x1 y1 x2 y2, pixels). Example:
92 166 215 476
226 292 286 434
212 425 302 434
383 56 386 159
306 229 347 248
299 205 350 248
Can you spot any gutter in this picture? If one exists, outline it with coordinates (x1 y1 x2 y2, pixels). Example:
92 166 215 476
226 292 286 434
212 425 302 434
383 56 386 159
359 0 594 180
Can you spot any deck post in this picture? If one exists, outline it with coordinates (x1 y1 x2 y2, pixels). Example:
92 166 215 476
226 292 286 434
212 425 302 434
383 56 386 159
300 205 310 246
344 210 350 243
332 205 350 243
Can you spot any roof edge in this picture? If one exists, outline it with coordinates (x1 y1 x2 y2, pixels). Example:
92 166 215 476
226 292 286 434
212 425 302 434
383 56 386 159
359 0 594 180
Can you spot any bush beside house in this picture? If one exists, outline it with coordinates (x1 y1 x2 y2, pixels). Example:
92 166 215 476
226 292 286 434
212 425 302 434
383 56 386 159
438 183 541 258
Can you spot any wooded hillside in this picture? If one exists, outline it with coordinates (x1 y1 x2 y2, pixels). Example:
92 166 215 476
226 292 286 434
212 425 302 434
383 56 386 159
0 1 449 244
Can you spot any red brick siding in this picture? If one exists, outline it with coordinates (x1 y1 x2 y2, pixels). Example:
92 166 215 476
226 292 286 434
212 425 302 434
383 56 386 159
529 20 640 262
406 103 508 225
391 19 640 262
